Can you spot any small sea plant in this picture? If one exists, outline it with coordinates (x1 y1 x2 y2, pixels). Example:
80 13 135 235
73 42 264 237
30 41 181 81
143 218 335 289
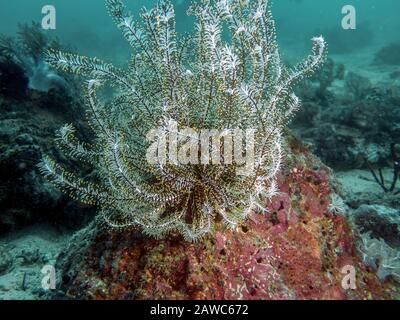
0 22 68 92
328 193 346 215
366 143 400 195
39 0 326 241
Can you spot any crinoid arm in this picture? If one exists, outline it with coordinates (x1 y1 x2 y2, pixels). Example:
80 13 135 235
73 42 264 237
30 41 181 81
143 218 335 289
41 0 326 241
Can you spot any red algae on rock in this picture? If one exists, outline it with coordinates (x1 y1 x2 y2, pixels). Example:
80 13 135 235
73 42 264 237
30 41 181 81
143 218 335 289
56 137 395 300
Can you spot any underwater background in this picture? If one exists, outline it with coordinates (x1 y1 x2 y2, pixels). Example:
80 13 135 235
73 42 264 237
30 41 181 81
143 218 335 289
0 0 399 300
1 0 400 61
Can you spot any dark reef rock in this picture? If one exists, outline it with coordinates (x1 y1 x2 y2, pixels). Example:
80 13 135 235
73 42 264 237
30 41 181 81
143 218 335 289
0 246 14 275
374 42 400 66
52 137 396 300
0 85 95 234
311 58 345 105
293 65 400 169
344 72 372 101
0 22 92 233
353 205 400 249
1 22 73 94
0 58 29 99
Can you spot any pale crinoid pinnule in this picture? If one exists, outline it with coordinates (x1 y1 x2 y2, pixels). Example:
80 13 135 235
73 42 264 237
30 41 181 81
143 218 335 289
328 193 346 215
39 0 326 241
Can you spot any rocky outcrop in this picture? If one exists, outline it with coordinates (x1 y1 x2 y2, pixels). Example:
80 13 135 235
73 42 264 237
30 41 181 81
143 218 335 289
0 86 95 234
353 205 400 248
292 60 400 170
54 137 397 300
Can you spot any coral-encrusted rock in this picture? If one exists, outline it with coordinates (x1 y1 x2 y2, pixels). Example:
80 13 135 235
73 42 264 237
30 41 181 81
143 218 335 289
55 137 396 300
0 88 96 233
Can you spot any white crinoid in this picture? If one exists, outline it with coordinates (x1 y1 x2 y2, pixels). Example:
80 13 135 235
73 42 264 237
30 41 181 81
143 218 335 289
328 193 346 215
39 0 326 241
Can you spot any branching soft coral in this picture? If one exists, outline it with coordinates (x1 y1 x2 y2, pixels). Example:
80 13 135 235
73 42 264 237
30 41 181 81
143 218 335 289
39 0 326 241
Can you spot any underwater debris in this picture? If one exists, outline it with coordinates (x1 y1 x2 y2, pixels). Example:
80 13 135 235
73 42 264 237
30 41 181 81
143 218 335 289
366 143 400 195
40 0 326 241
21 272 28 291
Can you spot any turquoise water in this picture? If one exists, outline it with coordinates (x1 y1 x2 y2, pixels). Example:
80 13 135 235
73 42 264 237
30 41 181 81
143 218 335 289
1 0 399 61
